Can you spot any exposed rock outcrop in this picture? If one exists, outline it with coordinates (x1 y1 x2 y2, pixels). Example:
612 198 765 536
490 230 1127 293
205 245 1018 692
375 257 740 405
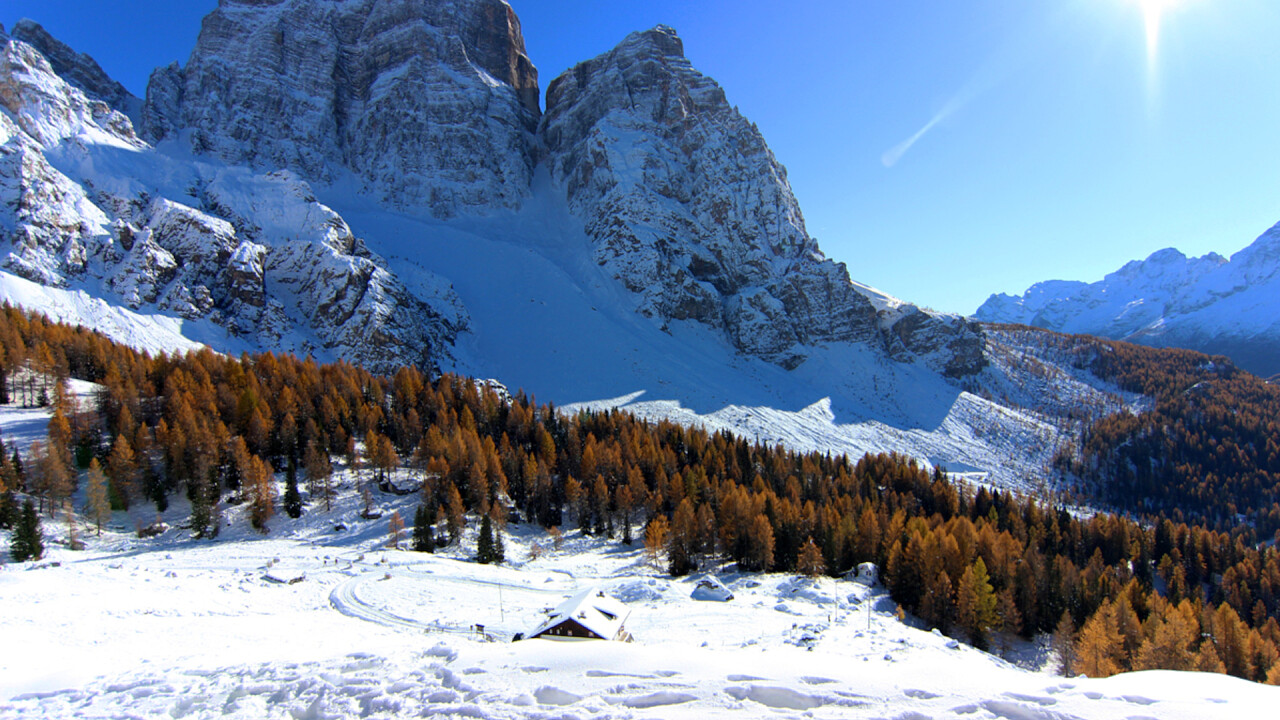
8 19 141 121
5 9 988 380
542 26 984 374
0 29 465 374
142 0 539 218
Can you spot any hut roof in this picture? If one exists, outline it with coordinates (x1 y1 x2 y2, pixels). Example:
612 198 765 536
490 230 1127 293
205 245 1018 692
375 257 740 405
530 586 631 640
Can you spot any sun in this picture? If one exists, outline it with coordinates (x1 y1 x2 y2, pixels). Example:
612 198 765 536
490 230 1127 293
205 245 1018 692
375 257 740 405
1134 0 1181 64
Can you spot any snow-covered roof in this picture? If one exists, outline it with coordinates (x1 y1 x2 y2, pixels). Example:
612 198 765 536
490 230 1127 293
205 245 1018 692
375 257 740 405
529 586 630 640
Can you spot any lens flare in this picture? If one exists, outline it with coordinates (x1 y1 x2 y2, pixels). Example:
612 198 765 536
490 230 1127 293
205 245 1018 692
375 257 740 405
1136 0 1179 66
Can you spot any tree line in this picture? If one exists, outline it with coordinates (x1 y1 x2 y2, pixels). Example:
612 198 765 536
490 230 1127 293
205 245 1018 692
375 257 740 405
1 306 1279 683
987 325 1280 539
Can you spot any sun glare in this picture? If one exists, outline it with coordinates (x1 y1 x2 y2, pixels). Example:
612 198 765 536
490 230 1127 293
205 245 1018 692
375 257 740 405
1135 0 1180 64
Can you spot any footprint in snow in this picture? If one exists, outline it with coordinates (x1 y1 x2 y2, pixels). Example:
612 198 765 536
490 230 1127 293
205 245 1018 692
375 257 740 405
585 669 654 678
1002 691 1057 706
725 685 830 711
607 691 697 708
534 686 582 706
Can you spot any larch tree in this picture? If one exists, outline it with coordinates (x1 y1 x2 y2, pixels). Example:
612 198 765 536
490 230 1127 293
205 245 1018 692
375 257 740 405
1196 640 1227 674
106 434 136 510
1075 601 1124 678
387 510 405 549
1135 599 1199 671
303 440 333 512
85 458 110 536
797 538 826 577
564 476 584 530
1053 611 1078 676
996 587 1023 652
644 515 669 570
245 453 276 533
616 483 634 545
444 482 465 544
63 500 82 551
919 570 955 634
744 513 775 572
366 430 398 487
667 498 698 576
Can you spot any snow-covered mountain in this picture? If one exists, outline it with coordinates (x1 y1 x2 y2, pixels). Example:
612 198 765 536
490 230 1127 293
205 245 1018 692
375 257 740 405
540 26 981 376
975 225 1280 377
0 3 1147 488
8 18 141 122
0 21 465 373
142 0 539 218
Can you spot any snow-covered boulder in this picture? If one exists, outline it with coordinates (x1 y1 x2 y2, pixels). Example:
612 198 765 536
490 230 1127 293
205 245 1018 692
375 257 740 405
691 576 733 602
850 562 879 587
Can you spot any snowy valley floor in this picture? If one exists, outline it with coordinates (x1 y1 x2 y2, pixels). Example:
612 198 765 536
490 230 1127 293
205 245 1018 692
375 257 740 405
2 485 1278 720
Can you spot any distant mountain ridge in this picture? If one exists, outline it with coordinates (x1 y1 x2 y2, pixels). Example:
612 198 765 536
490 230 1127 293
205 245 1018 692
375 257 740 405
976 223 1280 377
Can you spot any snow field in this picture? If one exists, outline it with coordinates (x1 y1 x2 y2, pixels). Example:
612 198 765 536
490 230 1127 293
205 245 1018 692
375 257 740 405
2 473 1278 720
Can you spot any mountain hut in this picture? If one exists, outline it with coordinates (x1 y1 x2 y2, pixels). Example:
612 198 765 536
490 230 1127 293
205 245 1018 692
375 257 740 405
528 587 633 642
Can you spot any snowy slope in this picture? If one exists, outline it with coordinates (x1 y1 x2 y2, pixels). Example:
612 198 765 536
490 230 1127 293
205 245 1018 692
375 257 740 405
0 472 1275 719
328 175 1142 491
976 224 1280 377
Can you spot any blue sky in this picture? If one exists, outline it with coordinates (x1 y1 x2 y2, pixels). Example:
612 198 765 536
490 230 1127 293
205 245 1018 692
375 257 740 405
7 0 1280 314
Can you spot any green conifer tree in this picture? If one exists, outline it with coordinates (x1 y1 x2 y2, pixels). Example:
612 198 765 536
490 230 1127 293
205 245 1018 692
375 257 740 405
284 461 303 519
10 497 43 561
0 488 16 530
476 513 495 564
11 449 24 489
412 504 435 553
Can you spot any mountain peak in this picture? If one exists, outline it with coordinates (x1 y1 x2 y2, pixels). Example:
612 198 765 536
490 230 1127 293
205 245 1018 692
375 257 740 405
975 226 1280 376
620 24 685 58
9 18 141 121
142 0 540 218
541 24 984 375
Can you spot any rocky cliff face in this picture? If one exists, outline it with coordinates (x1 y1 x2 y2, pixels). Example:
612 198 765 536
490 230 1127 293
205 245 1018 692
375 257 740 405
8 19 141 121
541 26 984 375
143 0 539 218
5 7 989 382
975 229 1280 376
0 28 464 374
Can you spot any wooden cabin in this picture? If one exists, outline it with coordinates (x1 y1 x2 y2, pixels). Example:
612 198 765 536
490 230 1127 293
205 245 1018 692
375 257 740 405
528 587 633 642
